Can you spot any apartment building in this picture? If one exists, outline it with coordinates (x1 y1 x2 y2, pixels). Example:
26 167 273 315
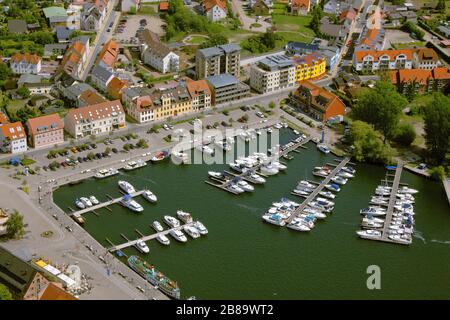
185 79 213 111
0 122 27 154
196 44 241 79
64 100 126 139
206 74 250 105
390 67 450 95
26 114 64 148
292 52 327 82
140 30 179 74
10 53 41 74
60 36 90 79
413 48 441 70
250 55 296 94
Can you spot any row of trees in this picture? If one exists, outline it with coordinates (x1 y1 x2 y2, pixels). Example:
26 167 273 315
241 31 280 54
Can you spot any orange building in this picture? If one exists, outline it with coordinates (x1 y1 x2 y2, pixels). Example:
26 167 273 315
96 39 119 68
390 67 450 94
107 76 128 100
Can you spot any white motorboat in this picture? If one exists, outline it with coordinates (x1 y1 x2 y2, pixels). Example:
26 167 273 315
89 195 99 205
124 159 147 171
143 190 157 203
370 197 388 205
287 219 311 231
317 144 331 154
170 229 188 242
227 183 245 194
331 176 347 185
298 180 316 189
260 164 279 176
183 225 200 239
272 161 287 171
396 193 415 202
356 229 382 238
229 162 244 173
319 191 335 199
134 239 149 254
338 170 354 178
196 144 214 155
293 189 310 196
152 221 164 232
341 166 356 174
194 221 208 235
94 168 119 179
325 183 340 192
273 198 299 208
375 188 391 196
262 214 286 226
75 199 85 209
397 186 419 194
293 129 300 135
80 197 93 207
361 221 383 229
302 207 327 219
163 215 180 228
156 234 170 246
313 169 330 177
121 198 144 212
308 201 333 213
177 210 193 223
388 234 412 244
215 140 232 151
315 197 335 207
208 171 224 179
118 180 136 194
245 171 266 184
362 216 385 224
236 180 254 192
172 151 189 164
273 123 283 129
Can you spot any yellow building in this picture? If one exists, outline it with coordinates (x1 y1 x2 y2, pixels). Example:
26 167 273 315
292 52 327 82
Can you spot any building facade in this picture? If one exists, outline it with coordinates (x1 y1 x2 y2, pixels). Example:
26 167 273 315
292 52 327 82
61 37 90 79
0 122 27 154
203 0 227 22
250 55 296 94
185 79 213 111
10 53 41 74
140 30 179 74
196 44 241 79
206 74 250 105
390 67 450 95
26 114 64 148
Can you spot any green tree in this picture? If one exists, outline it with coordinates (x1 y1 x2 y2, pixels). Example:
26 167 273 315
423 93 450 164
16 87 30 99
428 166 445 181
0 284 12 300
5 210 25 239
268 101 276 109
436 0 446 12
351 81 407 141
393 123 416 146
0 62 12 81
200 34 228 49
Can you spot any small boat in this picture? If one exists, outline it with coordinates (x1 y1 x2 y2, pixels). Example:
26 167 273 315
152 221 164 232
171 151 189 164
260 164 279 176
287 219 311 231
156 234 170 246
341 166 356 174
236 180 254 192
308 201 333 213
118 180 136 194
360 207 386 216
356 229 382 238
208 171 224 179
94 168 119 179
302 207 327 219
196 144 214 155
183 225 200 239
292 189 310 196
229 162 244 173
143 190 157 203
325 183 340 192
75 199 85 209
397 186 419 195
262 214 286 226
227 183 245 194
89 196 99 205
298 180 315 189
293 129 300 135
170 229 188 242
151 150 169 162
80 197 93 207
361 221 383 229
273 198 299 208
338 170 354 178
163 216 180 228
134 239 149 254
215 140 231 151
124 159 147 171
244 171 266 184
272 161 287 171
121 197 144 213
194 221 208 235
362 216 385 224
317 144 331 154
319 191 335 199
176 210 193 223
315 197 335 207
331 176 348 185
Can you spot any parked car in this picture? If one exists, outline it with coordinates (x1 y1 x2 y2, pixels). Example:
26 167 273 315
112 148 118 153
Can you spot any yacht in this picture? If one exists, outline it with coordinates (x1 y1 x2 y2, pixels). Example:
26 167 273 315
134 239 149 254
152 221 164 232
272 161 287 171
236 180 254 192
341 166 356 174
302 207 326 219
370 197 388 206
292 189 310 196
80 197 93 207
308 201 333 213
163 215 180 228
361 220 384 229
170 229 188 242
183 225 201 239
75 199 85 209
396 193 415 202
331 176 348 185
227 183 245 194
397 186 419 194
215 140 232 151
177 210 193 223
298 180 316 189
273 198 299 208
171 151 189 164
315 197 335 206
362 216 385 224
388 234 412 244
375 188 391 196
118 180 136 194
229 162 244 173
317 144 331 154
262 214 286 226
121 197 144 212
356 229 382 239
287 219 311 231
124 159 147 171
325 183 340 192
196 144 215 155
94 168 119 179
260 164 279 176
293 129 300 135
89 196 99 205
244 171 266 184
156 234 170 246
338 170 354 178
194 221 208 235
360 207 386 216
313 169 330 177
143 190 157 203
318 191 335 199
208 171 224 179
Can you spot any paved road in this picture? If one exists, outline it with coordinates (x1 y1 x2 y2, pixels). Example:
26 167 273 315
230 0 271 32
418 25 450 59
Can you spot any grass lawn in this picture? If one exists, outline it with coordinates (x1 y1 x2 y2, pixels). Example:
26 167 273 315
272 14 313 33
392 41 426 49
187 36 208 44
139 4 157 15
5 99 28 114
272 2 288 14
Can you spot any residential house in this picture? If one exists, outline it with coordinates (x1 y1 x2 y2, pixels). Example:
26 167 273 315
64 82 105 107
90 64 114 91
355 27 386 51
10 53 41 74
203 0 227 22
353 49 414 72
292 81 346 121
121 86 153 107
400 10 417 23
140 29 180 74
7 19 27 34
390 67 450 94
291 52 327 82
291 0 310 16
81 0 108 31
413 48 441 70
437 26 450 39
17 74 53 95
26 114 64 148
185 79 213 111
339 7 356 27
79 89 107 107
0 122 27 154
251 0 271 15
96 39 119 68
285 42 319 55
121 0 141 12
250 55 296 94
107 76 128 100
64 100 126 139
55 26 74 43
196 44 241 79
159 1 169 11
206 74 250 105
60 37 90 79
44 44 69 59
42 6 68 28
323 0 341 14
320 17 349 45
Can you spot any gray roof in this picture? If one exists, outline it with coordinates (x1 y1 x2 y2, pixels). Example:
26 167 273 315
72 36 90 46
8 19 27 34
44 43 69 57
219 43 240 54
286 41 319 52
258 55 293 71
438 26 450 35
18 74 43 85
198 44 240 58
65 83 94 98
123 86 153 98
91 64 113 83
206 74 240 88
55 26 74 40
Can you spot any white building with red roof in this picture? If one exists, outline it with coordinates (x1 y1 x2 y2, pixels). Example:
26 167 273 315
0 122 27 154
26 114 64 148
203 0 227 22
10 53 42 75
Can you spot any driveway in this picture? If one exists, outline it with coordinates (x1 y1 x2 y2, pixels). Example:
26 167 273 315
230 0 271 32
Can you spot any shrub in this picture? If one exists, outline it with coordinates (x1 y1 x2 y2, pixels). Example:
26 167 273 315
428 166 445 181
393 123 416 146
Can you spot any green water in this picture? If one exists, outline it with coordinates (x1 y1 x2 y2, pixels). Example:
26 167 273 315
54 129 450 299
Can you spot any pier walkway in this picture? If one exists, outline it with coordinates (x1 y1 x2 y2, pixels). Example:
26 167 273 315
443 178 450 206
287 157 351 223
108 223 194 252
70 190 146 217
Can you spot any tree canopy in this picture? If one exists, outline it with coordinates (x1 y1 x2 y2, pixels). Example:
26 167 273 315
0 284 12 300
5 210 25 239
241 31 280 53
200 34 228 49
423 93 450 165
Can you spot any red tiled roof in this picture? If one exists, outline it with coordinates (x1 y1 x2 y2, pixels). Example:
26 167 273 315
66 100 124 124
291 0 310 8
0 122 26 140
432 67 450 80
10 53 41 65
79 89 106 105
339 8 356 21
185 79 211 98
26 114 64 136
390 67 450 84
159 1 169 10
97 39 119 67
204 0 226 11
295 80 344 112
355 49 414 62
40 283 77 300
107 76 128 92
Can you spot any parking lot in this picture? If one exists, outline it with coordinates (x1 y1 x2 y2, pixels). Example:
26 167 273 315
383 29 415 49
113 14 165 45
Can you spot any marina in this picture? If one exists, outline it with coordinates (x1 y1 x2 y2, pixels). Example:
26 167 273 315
53 128 450 300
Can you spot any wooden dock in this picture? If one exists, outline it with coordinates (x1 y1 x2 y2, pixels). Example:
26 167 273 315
443 178 450 206
70 190 146 217
286 157 351 223
108 223 194 252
